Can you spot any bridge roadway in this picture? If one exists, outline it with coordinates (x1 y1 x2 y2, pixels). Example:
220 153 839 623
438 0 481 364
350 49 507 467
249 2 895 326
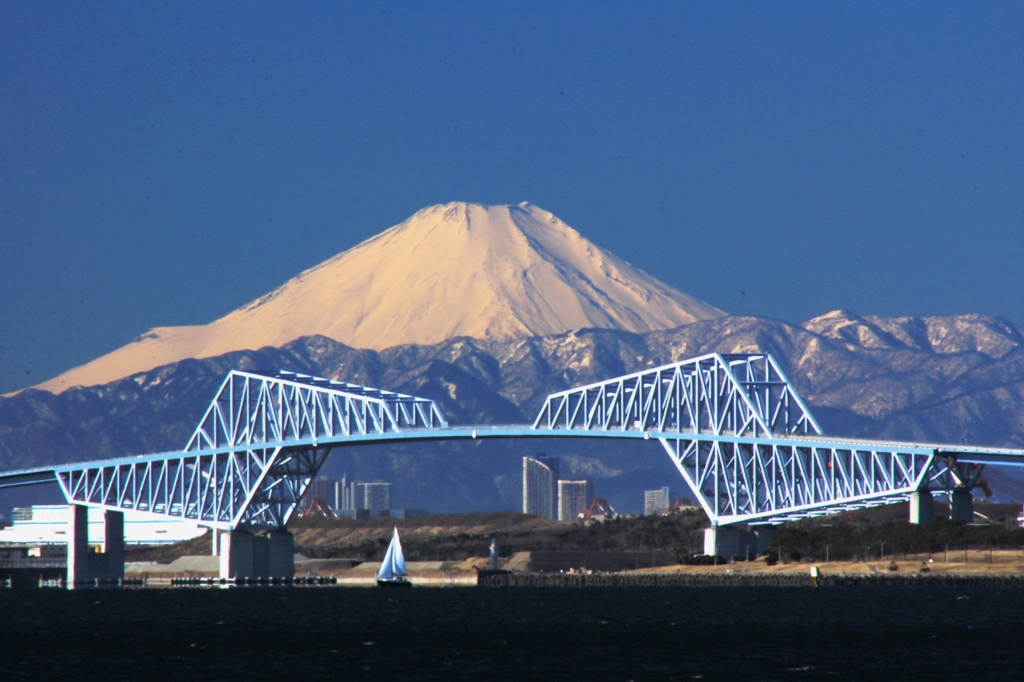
2 352 1024 585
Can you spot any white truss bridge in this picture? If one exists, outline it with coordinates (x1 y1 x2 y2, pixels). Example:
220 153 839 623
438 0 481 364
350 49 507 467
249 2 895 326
2 354 1022 530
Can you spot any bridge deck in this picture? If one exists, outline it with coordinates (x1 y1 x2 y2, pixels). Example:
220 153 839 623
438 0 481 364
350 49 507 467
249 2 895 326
4 425 1024 484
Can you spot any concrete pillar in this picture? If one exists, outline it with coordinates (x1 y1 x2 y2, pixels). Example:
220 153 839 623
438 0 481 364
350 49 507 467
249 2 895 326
909 489 934 524
703 527 718 556
219 530 255 580
67 504 90 588
87 552 109 582
252 534 269 579
103 510 124 582
950 489 974 523
704 526 757 559
267 531 294 579
753 526 775 555
211 528 220 556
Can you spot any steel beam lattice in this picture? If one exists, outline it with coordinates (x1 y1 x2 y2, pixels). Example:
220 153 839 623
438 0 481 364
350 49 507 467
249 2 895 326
657 435 936 525
534 353 822 438
532 353 949 525
55 371 447 530
186 370 447 452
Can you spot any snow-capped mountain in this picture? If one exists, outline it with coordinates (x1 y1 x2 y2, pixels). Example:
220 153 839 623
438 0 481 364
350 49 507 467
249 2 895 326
35 202 723 393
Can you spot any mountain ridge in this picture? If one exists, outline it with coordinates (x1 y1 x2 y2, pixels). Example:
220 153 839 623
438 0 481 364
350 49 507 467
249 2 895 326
5 311 1024 514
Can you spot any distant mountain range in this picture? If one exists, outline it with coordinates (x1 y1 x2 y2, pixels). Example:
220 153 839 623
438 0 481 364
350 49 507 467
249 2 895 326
4 309 1024 514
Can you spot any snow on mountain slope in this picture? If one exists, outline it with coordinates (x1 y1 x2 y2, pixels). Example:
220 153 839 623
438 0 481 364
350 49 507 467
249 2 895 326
35 202 724 393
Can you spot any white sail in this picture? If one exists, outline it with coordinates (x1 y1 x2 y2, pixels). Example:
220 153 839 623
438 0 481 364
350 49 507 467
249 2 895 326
378 536 395 580
378 527 407 580
391 528 407 576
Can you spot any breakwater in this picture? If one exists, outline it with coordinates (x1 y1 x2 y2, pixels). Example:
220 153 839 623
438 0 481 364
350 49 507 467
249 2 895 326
477 571 1024 588
169 576 338 587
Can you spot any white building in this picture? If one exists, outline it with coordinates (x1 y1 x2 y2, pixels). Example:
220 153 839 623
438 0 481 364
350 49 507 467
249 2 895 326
644 487 672 516
557 479 594 521
353 482 392 515
523 456 559 520
0 505 206 546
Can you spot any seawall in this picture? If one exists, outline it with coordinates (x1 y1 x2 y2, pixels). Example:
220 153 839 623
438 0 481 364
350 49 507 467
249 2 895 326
477 572 1024 588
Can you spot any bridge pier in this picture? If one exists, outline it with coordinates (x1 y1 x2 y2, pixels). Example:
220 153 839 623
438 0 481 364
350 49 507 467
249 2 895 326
220 530 255 579
219 530 294 580
909 489 934 524
252 534 269 578
103 510 125 582
67 504 89 588
268 531 295 579
950 489 974 523
66 504 125 588
704 526 773 560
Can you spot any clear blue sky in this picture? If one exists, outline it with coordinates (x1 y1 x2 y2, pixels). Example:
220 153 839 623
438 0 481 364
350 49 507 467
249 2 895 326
1 1 1021 393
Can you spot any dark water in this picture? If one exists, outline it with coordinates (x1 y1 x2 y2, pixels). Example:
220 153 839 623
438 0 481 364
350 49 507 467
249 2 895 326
2 586 1023 681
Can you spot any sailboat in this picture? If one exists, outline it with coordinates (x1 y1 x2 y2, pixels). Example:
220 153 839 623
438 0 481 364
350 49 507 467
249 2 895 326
377 527 412 588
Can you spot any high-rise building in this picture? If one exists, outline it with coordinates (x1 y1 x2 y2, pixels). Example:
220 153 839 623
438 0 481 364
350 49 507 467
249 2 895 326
523 455 559 520
354 482 392 515
341 474 354 511
644 487 671 516
557 479 594 521
303 475 344 510
335 476 393 517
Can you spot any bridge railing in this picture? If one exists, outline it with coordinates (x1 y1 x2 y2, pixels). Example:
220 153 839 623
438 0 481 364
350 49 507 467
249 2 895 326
532 353 821 438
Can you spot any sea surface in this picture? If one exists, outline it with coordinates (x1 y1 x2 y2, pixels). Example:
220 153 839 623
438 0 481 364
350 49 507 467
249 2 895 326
1 586 1022 680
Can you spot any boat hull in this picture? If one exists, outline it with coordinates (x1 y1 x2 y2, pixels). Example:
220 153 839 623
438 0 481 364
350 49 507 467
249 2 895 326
376 578 412 588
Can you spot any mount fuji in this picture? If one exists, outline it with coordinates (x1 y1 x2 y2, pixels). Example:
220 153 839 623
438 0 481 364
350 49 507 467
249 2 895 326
36 202 723 394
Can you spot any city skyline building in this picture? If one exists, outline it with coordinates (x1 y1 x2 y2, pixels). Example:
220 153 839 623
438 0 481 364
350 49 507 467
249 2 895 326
307 474 397 518
557 479 594 521
353 482 392 516
644 487 672 516
523 455 559 520
340 473 354 511
303 474 344 511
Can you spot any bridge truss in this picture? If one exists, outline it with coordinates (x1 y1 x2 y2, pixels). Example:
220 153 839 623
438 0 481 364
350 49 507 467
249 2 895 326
34 371 447 530
535 353 998 525
2 355 1023 530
